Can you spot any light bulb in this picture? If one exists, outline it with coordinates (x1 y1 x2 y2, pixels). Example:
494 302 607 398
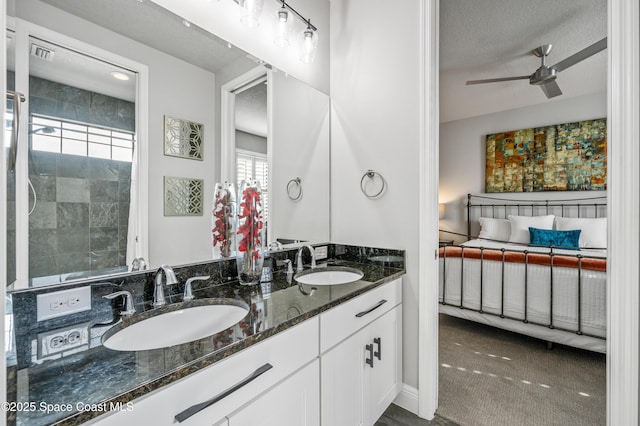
300 26 318 64
273 5 293 47
240 0 264 28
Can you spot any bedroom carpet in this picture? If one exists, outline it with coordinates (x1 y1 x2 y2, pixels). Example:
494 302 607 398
437 314 606 426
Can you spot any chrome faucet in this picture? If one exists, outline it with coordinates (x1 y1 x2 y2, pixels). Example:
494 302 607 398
296 245 317 272
153 265 178 308
104 291 136 317
183 276 210 302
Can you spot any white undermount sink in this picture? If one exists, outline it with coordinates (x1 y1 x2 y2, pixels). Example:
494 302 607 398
102 300 249 351
294 266 364 286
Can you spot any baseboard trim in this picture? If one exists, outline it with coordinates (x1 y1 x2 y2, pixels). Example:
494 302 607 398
393 384 425 418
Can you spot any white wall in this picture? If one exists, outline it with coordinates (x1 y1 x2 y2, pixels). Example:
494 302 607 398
270 71 330 243
14 0 217 268
152 0 330 95
330 0 422 391
439 91 607 243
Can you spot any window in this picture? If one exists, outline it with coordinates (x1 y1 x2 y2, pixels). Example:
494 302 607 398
30 114 134 162
237 149 269 235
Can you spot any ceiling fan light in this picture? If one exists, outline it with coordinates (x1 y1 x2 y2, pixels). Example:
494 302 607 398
273 5 293 47
240 0 264 28
300 26 318 64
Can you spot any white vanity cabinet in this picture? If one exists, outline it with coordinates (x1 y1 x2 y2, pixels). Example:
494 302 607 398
319 279 403 426
88 317 319 426
227 359 319 426
88 277 403 426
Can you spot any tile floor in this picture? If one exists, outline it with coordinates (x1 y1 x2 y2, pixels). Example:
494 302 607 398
375 404 459 426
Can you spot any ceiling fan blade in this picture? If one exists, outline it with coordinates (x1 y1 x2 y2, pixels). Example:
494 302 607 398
552 37 607 72
466 75 530 85
540 80 563 98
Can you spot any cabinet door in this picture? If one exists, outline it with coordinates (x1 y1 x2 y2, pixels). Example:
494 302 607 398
365 305 403 425
229 360 319 426
320 327 367 426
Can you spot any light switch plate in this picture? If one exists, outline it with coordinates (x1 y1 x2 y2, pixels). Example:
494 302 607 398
36 287 91 322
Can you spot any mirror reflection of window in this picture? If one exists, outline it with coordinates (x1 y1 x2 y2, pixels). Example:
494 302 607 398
26 36 137 286
236 149 269 233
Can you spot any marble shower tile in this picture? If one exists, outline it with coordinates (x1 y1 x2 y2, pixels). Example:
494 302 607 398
89 158 120 181
90 180 119 202
29 175 56 202
29 151 57 177
29 229 58 258
57 253 91 275
57 228 90 253
90 250 120 271
90 203 118 227
57 154 89 179
56 177 90 202
90 227 119 252
29 202 57 229
56 202 89 229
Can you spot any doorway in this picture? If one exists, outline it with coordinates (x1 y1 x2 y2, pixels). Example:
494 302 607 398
420 0 640 424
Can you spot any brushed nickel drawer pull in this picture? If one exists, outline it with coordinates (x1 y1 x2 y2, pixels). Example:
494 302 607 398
355 299 387 318
175 363 273 422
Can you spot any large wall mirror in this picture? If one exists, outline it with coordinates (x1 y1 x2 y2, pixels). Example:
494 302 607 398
6 0 330 290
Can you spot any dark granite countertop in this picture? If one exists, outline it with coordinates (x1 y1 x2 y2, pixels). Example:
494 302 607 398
13 257 404 425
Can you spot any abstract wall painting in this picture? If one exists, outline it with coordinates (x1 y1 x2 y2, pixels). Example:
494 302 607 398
485 118 607 193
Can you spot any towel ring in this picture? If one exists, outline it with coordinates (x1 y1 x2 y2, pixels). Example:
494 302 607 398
360 170 386 198
287 177 302 201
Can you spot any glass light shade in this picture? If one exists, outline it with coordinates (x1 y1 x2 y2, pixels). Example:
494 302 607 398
300 27 318 64
273 6 293 47
240 0 264 28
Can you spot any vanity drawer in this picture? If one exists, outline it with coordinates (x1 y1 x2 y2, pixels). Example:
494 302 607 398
90 317 319 426
319 278 402 353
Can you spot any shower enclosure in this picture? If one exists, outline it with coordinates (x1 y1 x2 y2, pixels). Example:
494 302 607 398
6 24 141 289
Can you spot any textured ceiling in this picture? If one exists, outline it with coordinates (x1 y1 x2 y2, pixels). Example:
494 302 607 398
439 0 607 123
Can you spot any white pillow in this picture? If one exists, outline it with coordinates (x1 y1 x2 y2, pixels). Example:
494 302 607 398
555 217 607 248
478 217 511 241
508 214 555 244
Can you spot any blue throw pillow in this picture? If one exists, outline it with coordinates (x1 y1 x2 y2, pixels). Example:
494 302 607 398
529 227 581 250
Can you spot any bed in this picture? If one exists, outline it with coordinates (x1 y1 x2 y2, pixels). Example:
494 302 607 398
439 194 607 353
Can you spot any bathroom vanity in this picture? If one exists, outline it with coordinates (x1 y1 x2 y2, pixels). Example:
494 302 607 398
7 244 404 426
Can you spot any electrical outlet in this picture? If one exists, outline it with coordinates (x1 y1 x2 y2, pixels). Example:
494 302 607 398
36 287 91 322
37 322 90 358
315 246 328 260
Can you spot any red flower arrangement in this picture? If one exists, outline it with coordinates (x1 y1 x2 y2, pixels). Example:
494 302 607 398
237 185 263 261
211 184 235 257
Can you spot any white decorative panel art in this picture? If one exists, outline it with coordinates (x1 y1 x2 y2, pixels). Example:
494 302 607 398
164 176 204 216
164 115 204 160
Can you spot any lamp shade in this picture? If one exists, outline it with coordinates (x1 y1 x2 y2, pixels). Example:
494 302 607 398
273 5 293 47
439 203 445 220
300 26 318 63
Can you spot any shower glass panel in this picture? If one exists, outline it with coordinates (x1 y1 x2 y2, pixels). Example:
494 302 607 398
26 36 137 286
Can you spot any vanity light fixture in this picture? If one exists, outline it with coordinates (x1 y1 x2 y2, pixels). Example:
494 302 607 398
110 71 130 81
273 0 293 47
232 0 318 63
240 0 265 28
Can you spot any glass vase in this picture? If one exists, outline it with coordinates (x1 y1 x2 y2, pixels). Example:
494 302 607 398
236 179 265 285
212 182 236 258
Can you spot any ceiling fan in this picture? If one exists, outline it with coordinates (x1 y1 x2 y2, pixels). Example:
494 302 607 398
465 37 607 99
